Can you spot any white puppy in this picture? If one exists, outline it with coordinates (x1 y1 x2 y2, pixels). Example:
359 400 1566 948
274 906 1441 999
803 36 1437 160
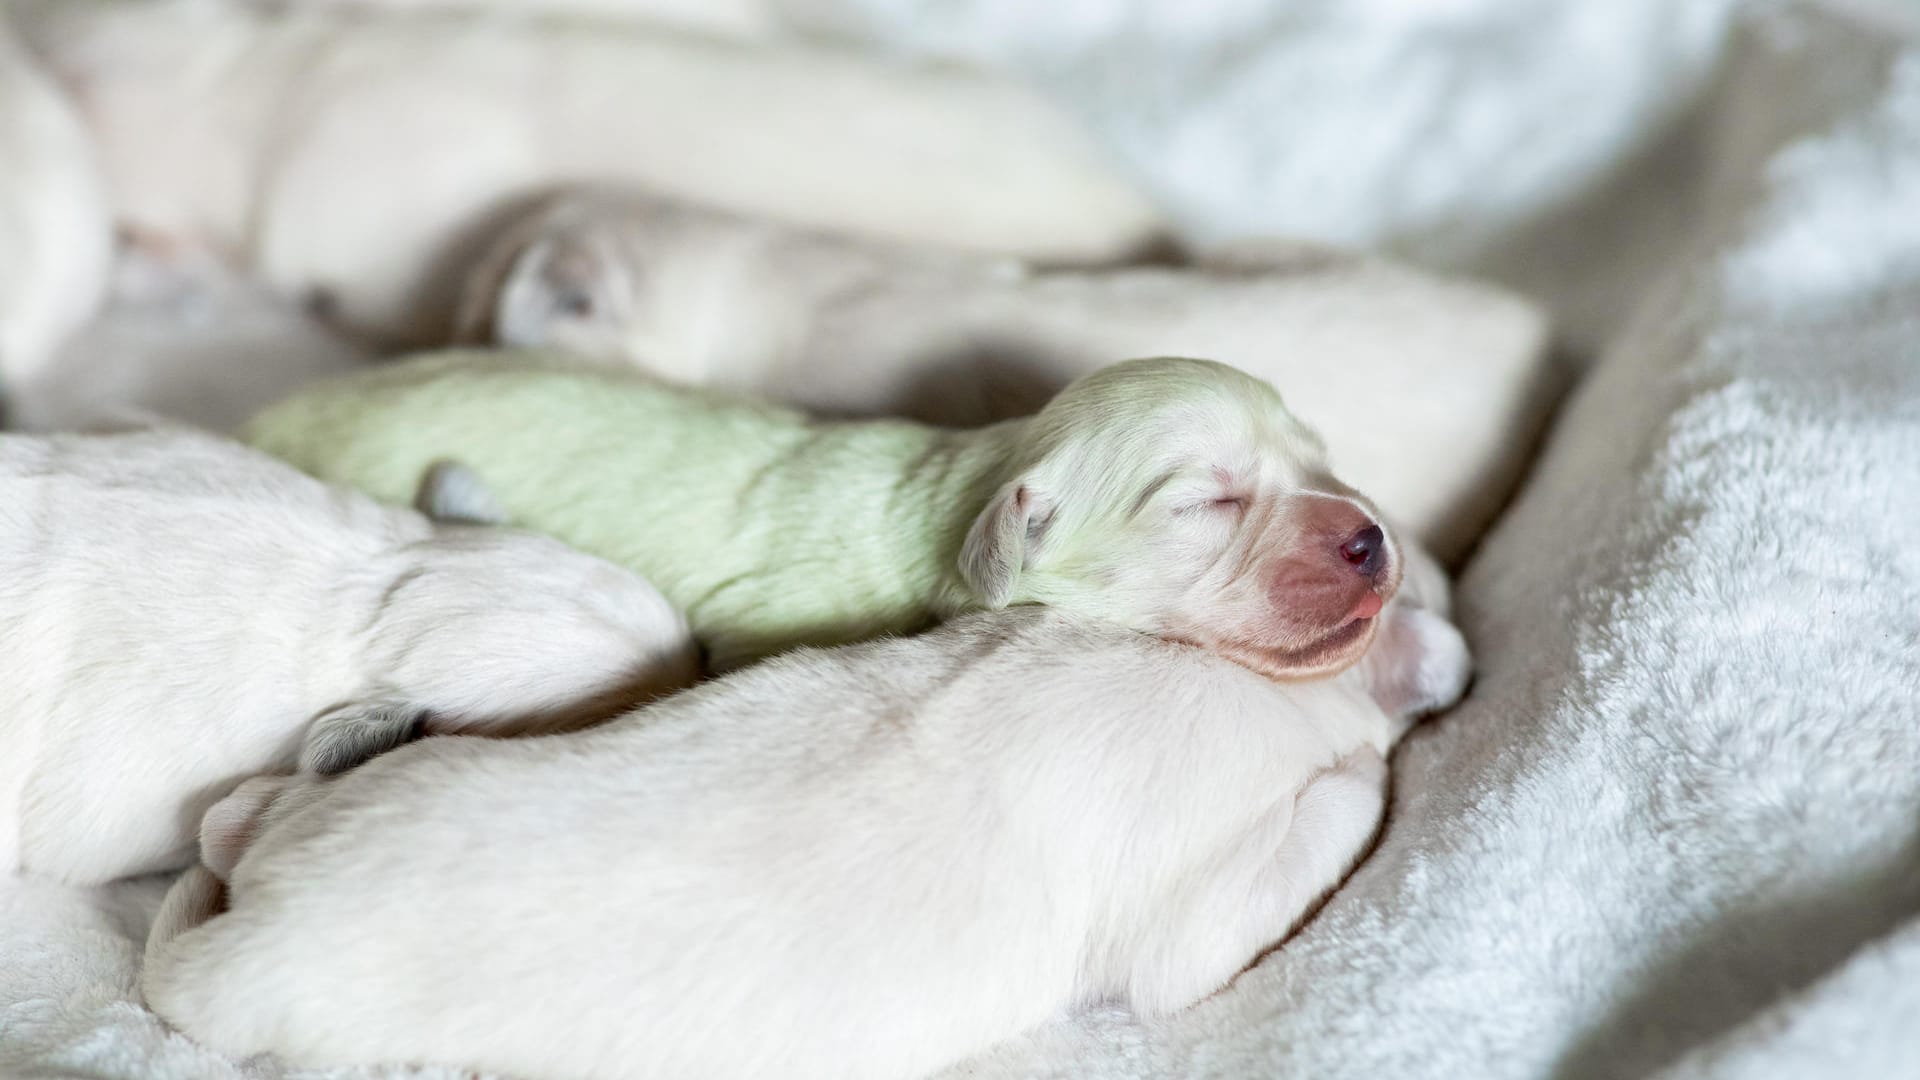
0 14 112 390
6 239 374 433
460 193 1553 559
16 0 1160 344
142 564 1469 1080
0 429 697 886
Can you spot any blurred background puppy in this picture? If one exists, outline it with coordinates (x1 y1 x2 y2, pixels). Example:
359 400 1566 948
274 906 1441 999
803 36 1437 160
460 191 1549 559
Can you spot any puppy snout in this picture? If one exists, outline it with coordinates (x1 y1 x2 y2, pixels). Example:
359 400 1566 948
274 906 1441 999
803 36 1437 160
1339 524 1387 579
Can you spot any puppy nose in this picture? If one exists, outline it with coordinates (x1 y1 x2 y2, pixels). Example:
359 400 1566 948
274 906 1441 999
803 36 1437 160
1339 524 1386 578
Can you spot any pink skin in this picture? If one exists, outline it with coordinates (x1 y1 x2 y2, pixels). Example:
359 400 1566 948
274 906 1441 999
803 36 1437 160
1198 494 1401 681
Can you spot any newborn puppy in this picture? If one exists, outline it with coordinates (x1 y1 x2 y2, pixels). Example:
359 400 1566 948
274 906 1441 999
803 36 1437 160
6 237 374 433
15 0 1159 344
143 579 1471 1080
457 192 1552 558
249 351 1401 675
0 428 696 886
0 15 111 391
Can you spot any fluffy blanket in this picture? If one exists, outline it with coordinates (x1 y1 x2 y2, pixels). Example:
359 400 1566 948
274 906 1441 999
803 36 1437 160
5 1 1918 1077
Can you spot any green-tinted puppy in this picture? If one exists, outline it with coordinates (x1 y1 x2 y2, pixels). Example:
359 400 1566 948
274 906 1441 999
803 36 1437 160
247 349 1401 674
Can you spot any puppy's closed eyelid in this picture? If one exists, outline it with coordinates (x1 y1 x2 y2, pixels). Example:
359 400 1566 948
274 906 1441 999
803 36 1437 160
1170 493 1247 518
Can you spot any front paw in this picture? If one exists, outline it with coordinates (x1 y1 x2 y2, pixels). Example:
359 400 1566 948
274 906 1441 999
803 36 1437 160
1363 607 1472 723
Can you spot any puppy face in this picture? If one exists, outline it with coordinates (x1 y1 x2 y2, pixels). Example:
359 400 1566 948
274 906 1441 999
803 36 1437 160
961 357 1400 679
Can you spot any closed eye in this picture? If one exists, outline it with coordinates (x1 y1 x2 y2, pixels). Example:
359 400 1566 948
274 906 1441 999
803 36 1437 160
1173 494 1248 518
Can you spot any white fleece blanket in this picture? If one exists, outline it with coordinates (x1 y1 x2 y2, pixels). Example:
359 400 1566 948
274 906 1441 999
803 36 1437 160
5 2 1920 1077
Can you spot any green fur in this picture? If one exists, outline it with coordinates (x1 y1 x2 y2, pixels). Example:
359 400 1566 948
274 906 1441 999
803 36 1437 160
246 350 1019 668
247 349 1318 671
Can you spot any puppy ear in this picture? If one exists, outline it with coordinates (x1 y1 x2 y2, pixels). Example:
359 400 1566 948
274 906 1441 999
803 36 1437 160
959 481 1056 608
414 459 507 526
491 231 621 348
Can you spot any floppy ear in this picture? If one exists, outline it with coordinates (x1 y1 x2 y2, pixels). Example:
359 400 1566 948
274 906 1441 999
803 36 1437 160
490 231 621 347
414 459 507 526
958 480 1056 608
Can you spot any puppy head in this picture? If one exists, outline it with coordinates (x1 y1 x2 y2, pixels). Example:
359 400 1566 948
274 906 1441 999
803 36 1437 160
363 526 699 734
456 193 756 379
959 357 1401 679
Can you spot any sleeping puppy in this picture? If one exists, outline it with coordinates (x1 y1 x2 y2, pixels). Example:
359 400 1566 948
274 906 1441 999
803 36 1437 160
142 571 1470 1080
248 350 1402 675
0 15 112 393
456 192 1553 559
6 237 374 433
15 0 1159 344
0 428 696 886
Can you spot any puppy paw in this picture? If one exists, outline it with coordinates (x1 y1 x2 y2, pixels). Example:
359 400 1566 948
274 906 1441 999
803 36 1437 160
414 459 508 526
1362 607 1472 724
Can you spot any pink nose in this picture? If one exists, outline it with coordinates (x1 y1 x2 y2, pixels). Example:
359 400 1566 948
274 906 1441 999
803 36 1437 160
1339 524 1387 579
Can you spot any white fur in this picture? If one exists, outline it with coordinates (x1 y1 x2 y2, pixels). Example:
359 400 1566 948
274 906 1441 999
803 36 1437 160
5 239 373 434
461 194 1550 559
0 427 697 885
0 13 111 389
143 583 1469 1080
15 0 1161 345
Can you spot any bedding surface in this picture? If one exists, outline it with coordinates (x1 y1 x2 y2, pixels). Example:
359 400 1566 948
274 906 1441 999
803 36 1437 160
4 1 1918 1077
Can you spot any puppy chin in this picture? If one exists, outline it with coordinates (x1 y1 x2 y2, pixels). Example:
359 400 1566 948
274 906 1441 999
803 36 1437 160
1199 615 1382 682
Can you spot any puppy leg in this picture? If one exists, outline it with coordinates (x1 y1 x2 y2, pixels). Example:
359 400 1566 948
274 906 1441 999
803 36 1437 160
414 459 507 526
1126 748 1388 1016
298 698 429 776
198 775 291 881
143 865 225 978
197 773 333 881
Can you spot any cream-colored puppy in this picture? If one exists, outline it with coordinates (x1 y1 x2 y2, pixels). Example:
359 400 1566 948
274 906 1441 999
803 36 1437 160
460 193 1553 559
0 15 111 391
143 564 1469 1080
17 0 1160 344
7 240 374 433
0 429 696 886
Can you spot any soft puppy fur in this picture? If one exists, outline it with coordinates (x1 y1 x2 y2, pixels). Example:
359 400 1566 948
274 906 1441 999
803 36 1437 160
142 578 1471 1080
456 192 1552 558
0 427 696 886
248 350 1403 674
13 0 1159 344
6 237 374 434
0 14 111 392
